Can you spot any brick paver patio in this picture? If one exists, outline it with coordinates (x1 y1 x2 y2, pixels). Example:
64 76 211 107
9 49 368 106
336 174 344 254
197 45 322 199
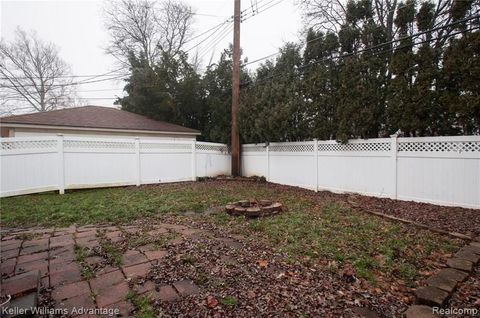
0 223 206 317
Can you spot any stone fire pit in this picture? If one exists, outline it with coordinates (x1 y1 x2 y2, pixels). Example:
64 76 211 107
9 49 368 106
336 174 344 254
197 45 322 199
225 200 283 217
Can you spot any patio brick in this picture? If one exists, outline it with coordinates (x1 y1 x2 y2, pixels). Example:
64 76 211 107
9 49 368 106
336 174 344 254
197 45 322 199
454 250 480 264
134 281 156 295
1 239 22 251
57 292 96 313
138 244 155 252
154 285 179 302
50 235 75 248
23 238 48 248
405 305 436 318
122 262 151 279
415 286 449 307
426 274 457 293
15 260 48 277
0 258 16 275
1 248 20 261
90 270 125 293
121 250 148 267
437 268 469 282
470 241 480 248
144 250 167 261
52 281 90 301
0 270 40 297
18 251 48 264
76 230 97 239
50 261 81 275
447 258 473 272
76 239 100 249
106 300 133 317
20 244 49 255
95 282 129 307
50 268 82 286
173 280 200 296
460 245 480 255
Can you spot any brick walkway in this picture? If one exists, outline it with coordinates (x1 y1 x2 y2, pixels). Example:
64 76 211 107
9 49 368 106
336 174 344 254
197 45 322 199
0 223 204 317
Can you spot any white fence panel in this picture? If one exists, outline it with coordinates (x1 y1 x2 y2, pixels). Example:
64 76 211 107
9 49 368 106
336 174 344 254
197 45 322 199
269 141 316 190
64 137 136 189
396 136 480 208
241 144 267 177
317 139 392 197
0 136 230 197
195 142 230 177
242 136 480 208
1 137 59 196
140 140 192 184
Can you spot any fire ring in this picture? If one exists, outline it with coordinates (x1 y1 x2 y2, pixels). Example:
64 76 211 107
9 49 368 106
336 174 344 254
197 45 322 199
225 200 283 217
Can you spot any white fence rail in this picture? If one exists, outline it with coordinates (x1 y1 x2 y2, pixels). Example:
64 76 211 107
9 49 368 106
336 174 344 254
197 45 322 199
242 136 480 209
0 136 230 197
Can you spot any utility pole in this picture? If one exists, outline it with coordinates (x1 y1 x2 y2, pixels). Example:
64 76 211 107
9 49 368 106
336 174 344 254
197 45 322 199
231 0 241 176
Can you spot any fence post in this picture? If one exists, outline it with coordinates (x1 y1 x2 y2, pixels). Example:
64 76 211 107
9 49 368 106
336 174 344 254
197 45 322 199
266 144 270 182
191 140 196 181
135 137 141 186
390 134 398 199
57 134 65 194
314 139 318 192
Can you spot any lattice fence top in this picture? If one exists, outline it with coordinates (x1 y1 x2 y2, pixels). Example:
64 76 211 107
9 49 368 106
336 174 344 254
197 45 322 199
140 142 191 151
398 140 480 152
242 145 266 152
65 140 135 149
196 143 229 153
269 143 314 152
317 142 391 152
1 139 57 151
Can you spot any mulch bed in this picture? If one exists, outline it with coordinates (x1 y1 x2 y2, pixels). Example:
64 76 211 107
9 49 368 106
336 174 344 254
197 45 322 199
341 194 480 237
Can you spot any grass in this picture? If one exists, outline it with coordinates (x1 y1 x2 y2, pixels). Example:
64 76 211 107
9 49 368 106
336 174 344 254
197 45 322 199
74 244 95 280
0 181 458 284
99 238 123 266
127 290 155 318
219 296 238 306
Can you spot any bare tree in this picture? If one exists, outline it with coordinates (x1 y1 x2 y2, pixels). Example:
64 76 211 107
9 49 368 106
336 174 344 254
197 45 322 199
297 0 479 43
0 28 75 114
104 0 193 67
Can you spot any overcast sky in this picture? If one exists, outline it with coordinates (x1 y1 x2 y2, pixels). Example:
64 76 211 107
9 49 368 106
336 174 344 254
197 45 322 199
1 0 302 107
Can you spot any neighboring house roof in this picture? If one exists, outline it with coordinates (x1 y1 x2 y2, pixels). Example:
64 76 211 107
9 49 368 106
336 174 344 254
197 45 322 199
0 106 200 135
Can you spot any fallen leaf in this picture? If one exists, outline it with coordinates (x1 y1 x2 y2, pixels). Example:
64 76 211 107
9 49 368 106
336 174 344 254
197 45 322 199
257 260 268 268
207 295 218 309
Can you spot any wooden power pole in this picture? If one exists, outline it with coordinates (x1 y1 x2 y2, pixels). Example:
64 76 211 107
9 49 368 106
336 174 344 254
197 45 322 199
231 0 241 176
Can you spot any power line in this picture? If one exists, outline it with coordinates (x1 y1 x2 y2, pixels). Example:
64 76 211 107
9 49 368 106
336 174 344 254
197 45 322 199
241 0 286 21
242 13 480 69
1 74 127 89
185 21 234 53
0 67 128 81
195 0 285 63
243 18 480 88
197 24 235 59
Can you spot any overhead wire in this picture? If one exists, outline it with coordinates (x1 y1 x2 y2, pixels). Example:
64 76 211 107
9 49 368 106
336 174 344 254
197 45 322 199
242 15 480 88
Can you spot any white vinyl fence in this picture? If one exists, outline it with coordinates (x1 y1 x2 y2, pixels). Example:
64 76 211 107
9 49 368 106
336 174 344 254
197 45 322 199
242 136 480 209
2 135 479 209
0 136 230 197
